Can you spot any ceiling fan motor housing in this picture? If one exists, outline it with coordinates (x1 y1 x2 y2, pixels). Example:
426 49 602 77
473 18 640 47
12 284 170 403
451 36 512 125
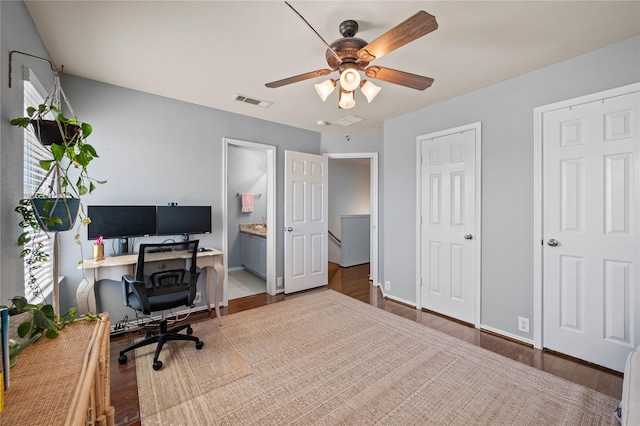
327 37 369 69
326 20 369 70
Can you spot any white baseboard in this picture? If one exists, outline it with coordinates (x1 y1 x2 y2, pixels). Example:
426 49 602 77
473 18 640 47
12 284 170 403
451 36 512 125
376 292 534 346
380 289 417 308
481 324 534 346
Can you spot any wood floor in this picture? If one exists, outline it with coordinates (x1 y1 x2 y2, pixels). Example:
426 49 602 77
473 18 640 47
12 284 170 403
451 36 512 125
110 263 623 426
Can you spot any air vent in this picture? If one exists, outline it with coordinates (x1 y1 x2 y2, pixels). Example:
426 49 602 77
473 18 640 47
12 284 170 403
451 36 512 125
333 115 365 127
234 94 272 108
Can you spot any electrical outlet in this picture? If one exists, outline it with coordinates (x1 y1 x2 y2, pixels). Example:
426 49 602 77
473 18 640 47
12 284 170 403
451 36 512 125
384 281 391 291
518 316 530 333
277 277 283 287
194 291 202 304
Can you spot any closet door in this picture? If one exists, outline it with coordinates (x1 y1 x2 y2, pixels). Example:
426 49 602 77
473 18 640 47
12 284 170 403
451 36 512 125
542 89 639 372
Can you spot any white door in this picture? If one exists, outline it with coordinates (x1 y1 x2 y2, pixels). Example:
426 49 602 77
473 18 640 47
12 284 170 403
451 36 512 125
284 150 328 293
542 89 639 372
419 124 480 324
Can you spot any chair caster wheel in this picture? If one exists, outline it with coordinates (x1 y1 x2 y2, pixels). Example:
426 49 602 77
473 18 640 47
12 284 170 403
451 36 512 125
187 326 193 335
118 354 128 365
153 360 163 370
196 341 204 350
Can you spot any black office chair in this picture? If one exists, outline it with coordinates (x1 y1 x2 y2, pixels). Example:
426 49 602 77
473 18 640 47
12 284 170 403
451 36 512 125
118 240 204 370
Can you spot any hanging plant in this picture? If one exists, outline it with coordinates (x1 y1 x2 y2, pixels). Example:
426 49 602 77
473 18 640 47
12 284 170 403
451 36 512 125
10 70 106 304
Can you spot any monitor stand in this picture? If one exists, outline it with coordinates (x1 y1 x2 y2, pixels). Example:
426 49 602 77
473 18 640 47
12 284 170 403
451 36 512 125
177 234 189 251
113 237 129 256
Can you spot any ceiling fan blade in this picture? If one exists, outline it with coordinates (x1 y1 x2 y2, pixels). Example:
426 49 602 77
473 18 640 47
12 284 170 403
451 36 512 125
265 69 333 88
363 66 434 90
357 11 438 62
285 1 342 65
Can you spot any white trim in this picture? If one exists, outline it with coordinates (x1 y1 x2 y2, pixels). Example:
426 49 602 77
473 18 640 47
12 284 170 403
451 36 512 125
532 82 640 350
222 138 276 305
416 122 482 328
481 324 534 346
380 287 417 308
416 141 422 309
323 152 380 286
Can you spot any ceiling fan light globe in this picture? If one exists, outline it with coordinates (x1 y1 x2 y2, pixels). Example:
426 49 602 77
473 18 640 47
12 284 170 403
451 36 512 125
360 80 382 103
338 90 356 109
339 68 361 92
314 79 336 102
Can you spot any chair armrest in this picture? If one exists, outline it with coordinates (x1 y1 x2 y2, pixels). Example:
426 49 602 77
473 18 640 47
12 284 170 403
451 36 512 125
121 275 135 307
122 275 151 310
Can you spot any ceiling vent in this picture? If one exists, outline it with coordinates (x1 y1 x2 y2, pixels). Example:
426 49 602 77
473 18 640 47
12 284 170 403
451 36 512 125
235 94 272 108
333 115 365 127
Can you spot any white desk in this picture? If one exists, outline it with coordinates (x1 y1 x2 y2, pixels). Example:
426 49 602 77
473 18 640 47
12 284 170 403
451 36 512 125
77 248 224 325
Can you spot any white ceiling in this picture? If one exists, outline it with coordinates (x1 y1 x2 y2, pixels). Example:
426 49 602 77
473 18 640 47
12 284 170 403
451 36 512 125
24 1 640 133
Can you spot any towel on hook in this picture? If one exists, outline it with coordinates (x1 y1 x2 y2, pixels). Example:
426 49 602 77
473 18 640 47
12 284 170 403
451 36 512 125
241 192 254 213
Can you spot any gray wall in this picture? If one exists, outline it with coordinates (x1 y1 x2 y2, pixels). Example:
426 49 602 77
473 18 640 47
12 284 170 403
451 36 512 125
227 145 267 268
382 35 640 339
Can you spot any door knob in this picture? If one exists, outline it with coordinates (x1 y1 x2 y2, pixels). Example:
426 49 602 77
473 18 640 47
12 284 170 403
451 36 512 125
464 234 473 240
547 239 559 247
286 227 293 232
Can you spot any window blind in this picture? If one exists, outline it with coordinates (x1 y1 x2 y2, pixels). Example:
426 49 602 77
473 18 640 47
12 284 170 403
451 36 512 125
22 73 54 303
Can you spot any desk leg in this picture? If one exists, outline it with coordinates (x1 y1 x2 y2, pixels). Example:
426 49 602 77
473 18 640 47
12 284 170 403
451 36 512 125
76 272 97 314
204 255 224 326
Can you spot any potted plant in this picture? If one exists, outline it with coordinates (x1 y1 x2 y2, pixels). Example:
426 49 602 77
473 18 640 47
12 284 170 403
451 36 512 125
3 296 99 367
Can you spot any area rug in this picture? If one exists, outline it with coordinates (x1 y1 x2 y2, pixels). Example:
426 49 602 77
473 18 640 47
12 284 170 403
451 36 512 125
138 290 619 425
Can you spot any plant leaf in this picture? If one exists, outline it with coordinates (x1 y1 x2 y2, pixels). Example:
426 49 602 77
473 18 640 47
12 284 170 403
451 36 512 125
17 321 31 338
39 159 53 171
10 117 31 127
18 232 31 246
83 143 98 158
11 296 28 312
45 329 59 339
33 308 57 331
81 123 92 138
51 143 65 161
43 215 63 226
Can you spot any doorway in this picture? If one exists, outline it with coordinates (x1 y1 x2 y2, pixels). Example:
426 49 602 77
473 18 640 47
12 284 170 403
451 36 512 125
324 152 379 286
222 138 276 304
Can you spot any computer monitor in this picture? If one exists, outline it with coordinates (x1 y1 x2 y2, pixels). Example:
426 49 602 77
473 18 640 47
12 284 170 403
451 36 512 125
87 205 157 254
156 205 212 236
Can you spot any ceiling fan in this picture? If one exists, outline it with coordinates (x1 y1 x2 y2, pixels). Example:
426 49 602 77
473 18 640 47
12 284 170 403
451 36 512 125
265 2 438 109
